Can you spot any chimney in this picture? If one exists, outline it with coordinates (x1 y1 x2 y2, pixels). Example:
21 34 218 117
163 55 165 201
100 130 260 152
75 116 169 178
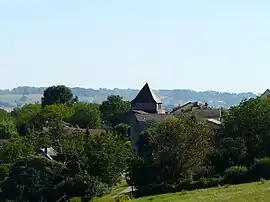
45 147 47 154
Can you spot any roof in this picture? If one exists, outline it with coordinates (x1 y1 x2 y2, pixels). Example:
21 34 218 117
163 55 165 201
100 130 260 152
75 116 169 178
173 108 221 120
170 102 210 115
38 147 59 160
207 118 221 125
187 109 221 119
134 112 173 122
261 89 270 98
131 83 162 104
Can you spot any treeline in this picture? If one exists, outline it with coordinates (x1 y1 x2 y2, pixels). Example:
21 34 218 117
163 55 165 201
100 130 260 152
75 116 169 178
0 84 269 201
0 85 133 201
127 96 270 197
0 86 256 108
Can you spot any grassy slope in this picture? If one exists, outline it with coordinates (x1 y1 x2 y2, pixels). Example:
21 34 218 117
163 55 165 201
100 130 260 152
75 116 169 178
92 182 129 202
131 181 270 202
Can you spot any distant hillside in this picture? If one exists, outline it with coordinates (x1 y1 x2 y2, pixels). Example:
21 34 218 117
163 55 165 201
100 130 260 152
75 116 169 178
0 86 257 110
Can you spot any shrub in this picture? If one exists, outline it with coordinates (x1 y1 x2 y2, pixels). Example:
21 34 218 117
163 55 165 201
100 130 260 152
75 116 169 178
224 166 248 184
0 164 10 181
250 157 270 180
134 177 222 197
114 194 131 202
69 197 81 202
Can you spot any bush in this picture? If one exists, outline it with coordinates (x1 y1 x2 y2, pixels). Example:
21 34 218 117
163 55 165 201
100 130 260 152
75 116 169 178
224 166 248 184
0 164 10 181
69 197 81 202
134 177 222 197
250 157 270 180
114 194 131 202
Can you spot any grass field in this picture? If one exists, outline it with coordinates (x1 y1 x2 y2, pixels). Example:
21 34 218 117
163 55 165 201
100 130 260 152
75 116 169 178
130 180 270 202
92 182 129 202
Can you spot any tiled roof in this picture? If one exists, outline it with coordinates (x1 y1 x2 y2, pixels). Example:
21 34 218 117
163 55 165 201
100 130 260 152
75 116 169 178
131 83 162 104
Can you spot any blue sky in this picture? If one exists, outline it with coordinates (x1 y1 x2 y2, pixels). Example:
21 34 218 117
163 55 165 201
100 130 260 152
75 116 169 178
0 0 269 93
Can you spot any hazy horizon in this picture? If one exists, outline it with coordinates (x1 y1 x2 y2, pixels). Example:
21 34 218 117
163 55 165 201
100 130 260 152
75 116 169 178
0 84 260 94
1 1 270 94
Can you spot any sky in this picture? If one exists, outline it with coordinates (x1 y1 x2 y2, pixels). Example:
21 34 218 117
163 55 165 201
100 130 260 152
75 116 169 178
0 0 270 93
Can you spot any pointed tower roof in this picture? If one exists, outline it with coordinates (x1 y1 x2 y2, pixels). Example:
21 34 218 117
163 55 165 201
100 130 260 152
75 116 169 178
131 83 162 104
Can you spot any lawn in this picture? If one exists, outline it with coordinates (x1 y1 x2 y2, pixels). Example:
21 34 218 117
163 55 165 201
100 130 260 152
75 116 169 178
130 180 270 202
92 181 129 202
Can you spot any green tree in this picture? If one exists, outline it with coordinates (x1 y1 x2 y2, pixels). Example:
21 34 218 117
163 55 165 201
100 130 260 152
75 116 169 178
36 104 73 127
0 156 108 202
114 123 130 139
100 95 131 126
0 109 9 120
84 132 131 187
128 116 215 188
0 138 34 163
41 85 78 106
217 97 270 171
69 102 102 129
10 104 41 135
0 119 19 139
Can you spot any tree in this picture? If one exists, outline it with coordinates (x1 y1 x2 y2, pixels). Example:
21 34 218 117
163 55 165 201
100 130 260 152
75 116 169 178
36 104 73 127
84 132 132 187
114 123 130 140
216 97 270 170
0 156 108 202
100 95 131 126
0 109 9 120
0 138 34 163
10 104 41 135
41 85 77 106
69 102 102 129
128 116 215 188
0 119 19 139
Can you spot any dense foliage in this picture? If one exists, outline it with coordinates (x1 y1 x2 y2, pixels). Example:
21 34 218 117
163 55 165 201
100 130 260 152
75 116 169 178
127 116 215 189
1 85 270 201
0 85 132 202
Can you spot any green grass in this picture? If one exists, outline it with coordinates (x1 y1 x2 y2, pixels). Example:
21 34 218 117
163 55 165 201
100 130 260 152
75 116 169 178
93 181 129 202
130 180 270 202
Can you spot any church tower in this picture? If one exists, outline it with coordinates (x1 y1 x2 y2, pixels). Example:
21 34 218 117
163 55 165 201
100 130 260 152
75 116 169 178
131 83 165 114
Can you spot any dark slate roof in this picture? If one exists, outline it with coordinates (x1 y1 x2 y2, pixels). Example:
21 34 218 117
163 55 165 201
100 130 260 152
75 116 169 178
170 102 211 114
134 113 173 122
184 109 221 119
131 83 162 104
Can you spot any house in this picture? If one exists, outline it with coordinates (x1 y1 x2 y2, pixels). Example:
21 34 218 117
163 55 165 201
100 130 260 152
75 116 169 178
260 89 270 98
131 83 166 114
125 83 223 154
170 101 211 114
128 110 173 154
170 101 222 129
124 83 172 154
38 147 58 160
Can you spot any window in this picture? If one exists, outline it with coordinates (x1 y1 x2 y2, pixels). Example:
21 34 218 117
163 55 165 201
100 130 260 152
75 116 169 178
157 104 162 110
